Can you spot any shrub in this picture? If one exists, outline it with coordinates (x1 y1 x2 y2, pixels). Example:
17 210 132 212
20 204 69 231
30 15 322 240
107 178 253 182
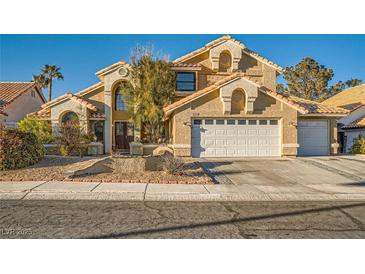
56 121 94 157
0 126 44 170
160 152 185 175
350 135 365 154
18 117 54 144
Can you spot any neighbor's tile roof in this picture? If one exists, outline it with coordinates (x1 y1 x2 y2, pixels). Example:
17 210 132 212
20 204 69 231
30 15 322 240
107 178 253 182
322 84 365 111
173 35 283 72
164 73 349 116
0 82 45 110
341 115 365 129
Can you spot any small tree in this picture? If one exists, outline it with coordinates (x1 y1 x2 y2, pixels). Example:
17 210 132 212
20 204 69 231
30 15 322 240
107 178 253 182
350 135 365 154
18 117 54 144
277 57 362 101
57 121 93 157
121 45 176 143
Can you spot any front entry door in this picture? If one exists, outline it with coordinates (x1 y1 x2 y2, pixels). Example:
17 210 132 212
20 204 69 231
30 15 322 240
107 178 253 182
115 122 134 150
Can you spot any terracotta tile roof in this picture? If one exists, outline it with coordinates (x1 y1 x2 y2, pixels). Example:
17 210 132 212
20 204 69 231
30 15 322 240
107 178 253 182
95 60 128 76
322 84 365 111
0 82 46 110
164 74 349 116
173 35 283 72
341 115 365 129
27 108 51 119
41 93 98 111
287 96 349 115
172 63 202 68
76 82 104 96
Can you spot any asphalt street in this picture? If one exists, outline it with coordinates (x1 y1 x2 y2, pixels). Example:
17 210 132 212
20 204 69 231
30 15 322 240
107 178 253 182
1 200 365 239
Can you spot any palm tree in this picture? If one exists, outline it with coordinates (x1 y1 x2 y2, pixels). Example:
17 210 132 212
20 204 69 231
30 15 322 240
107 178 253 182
32 74 47 90
38 65 64 101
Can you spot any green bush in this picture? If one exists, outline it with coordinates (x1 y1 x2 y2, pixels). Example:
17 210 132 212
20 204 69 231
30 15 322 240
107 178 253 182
0 127 45 170
350 135 365 154
18 117 54 144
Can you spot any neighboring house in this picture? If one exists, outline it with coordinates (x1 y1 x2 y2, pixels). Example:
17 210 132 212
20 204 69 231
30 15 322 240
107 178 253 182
323 84 365 153
0 82 46 128
30 35 348 157
0 109 8 126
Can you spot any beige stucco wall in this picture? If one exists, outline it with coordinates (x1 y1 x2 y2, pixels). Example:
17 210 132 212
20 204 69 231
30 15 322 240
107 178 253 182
82 87 105 112
180 42 277 92
3 88 44 127
170 89 298 157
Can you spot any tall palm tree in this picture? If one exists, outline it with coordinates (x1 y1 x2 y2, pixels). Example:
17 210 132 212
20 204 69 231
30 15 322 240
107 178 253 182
32 74 47 90
39 65 64 101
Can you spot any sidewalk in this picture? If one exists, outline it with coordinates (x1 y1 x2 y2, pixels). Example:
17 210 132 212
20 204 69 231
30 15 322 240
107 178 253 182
1 181 365 201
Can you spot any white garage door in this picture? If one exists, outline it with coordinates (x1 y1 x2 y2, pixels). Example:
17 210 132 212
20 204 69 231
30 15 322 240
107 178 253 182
191 118 281 158
298 120 329 156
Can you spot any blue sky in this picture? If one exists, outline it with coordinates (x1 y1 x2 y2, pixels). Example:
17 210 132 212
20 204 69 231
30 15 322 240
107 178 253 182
1 34 364 99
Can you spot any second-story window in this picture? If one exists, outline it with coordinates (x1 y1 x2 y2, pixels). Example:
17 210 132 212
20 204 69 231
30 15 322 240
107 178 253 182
115 87 126 111
176 72 196 92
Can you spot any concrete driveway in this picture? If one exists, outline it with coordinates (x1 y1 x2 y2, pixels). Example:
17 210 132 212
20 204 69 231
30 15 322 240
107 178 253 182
201 155 365 198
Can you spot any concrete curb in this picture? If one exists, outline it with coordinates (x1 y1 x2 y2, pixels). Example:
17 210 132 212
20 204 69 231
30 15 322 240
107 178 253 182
1 181 365 202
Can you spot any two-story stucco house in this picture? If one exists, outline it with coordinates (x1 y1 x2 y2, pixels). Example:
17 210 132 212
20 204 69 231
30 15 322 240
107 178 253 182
0 82 46 128
30 35 348 157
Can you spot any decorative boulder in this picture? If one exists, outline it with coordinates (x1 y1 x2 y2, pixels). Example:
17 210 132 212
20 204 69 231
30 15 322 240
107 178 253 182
152 145 174 157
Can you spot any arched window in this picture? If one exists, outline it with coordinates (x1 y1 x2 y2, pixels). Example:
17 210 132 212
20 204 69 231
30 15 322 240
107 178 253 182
115 86 126 111
61 111 79 125
219 51 232 72
231 89 245 114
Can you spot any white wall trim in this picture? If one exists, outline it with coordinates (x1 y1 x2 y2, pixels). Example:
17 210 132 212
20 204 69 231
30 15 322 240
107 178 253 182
173 144 191 149
282 143 300 148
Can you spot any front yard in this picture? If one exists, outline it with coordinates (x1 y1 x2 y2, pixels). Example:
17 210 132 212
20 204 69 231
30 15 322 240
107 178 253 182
0 156 213 184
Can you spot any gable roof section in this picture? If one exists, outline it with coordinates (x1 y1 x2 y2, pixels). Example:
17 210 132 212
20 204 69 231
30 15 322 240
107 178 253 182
41 93 98 111
322 84 365 111
173 35 283 73
0 82 46 111
95 60 128 77
341 115 365 129
75 82 104 96
164 74 349 116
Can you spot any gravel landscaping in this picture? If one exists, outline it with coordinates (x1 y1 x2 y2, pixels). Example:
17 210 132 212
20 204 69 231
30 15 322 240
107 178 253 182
0 156 213 184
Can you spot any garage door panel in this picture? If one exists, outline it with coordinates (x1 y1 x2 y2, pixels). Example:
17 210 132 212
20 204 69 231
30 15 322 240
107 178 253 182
192 119 281 158
215 129 225 136
298 120 329 156
238 129 247 135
